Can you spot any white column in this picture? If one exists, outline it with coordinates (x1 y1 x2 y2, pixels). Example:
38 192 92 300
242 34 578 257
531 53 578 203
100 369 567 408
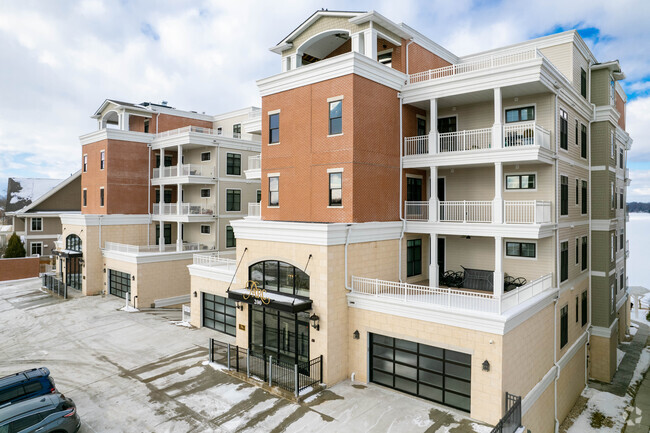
122 112 129 131
290 53 301 69
363 28 377 60
177 184 182 216
494 162 503 224
429 234 439 288
493 87 503 149
428 98 438 155
494 236 504 299
176 221 182 251
351 32 363 54
429 166 439 222
177 145 183 176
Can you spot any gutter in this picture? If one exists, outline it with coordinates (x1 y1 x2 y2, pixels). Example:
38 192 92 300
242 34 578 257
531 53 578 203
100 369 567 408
398 91 406 283
345 224 353 291
405 39 415 76
553 295 560 433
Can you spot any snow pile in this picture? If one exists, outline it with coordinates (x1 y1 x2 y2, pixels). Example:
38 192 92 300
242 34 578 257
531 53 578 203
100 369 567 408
119 305 139 312
567 388 630 433
170 320 192 328
631 347 650 386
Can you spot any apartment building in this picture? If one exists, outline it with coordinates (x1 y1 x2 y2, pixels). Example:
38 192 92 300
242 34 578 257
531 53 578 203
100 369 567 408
185 10 630 431
55 99 261 308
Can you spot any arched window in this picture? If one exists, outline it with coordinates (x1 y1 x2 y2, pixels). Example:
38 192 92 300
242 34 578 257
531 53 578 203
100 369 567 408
249 261 309 298
66 234 82 252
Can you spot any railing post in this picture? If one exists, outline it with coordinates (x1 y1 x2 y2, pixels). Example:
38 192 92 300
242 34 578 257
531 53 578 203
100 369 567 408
247 348 250 377
209 338 214 362
294 364 299 397
227 343 231 370
320 355 323 383
269 356 273 386
236 345 240 372
375 278 379 296
463 201 467 223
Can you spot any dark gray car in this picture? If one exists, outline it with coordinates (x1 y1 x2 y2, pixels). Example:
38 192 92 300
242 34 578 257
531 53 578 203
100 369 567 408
0 393 80 433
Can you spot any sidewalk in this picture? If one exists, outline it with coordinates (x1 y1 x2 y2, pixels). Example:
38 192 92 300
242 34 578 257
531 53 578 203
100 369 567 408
626 370 650 432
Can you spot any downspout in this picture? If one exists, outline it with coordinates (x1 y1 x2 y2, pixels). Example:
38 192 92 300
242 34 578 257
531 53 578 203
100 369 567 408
398 92 406 283
553 89 561 433
147 144 151 246
345 224 353 290
98 215 103 250
586 59 595 384
553 296 560 433
216 140 221 250
405 39 415 76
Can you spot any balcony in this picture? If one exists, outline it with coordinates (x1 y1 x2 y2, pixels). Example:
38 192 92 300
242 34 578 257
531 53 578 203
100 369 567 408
189 251 238 282
152 203 216 222
245 155 261 180
349 273 553 315
247 202 261 219
104 241 207 254
152 163 214 183
405 200 552 224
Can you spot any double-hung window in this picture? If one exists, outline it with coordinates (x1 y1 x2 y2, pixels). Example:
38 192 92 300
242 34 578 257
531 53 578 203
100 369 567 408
575 239 579 265
560 176 569 216
200 225 210 234
560 305 568 348
269 113 280 144
226 189 241 212
31 218 42 231
611 182 616 209
200 188 210 198
619 148 624 169
407 239 422 277
620 189 624 209
83 189 87 207
581 124 587 159
561 241 568 282
580 68 587 98
83 155 87 172
329 172 342 206
406 177 423 200
575 179 579 205
226 226 236 248
582 181 588 214
268 176 279 206
506 174 535 190
100 150 105 169
581 291 588 326
559 109 568 150
506 242 536 258
31 242 42 256
100 187 105 207
226 153 241 175
201 152 211 162
233 124 241 139
329 100 342 135
575 120 578 146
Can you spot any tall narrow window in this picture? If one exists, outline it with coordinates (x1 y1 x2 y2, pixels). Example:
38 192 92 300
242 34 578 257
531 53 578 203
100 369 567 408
329 172 342 206
560 305 568 348
620 189 624 209
611 131 615 158
581 124 587 159
269 113 280 144
406 177 423 200
256 190 261 203
582 181 588 215
575 296 579 322
581 291 588 326
611 234 615 261
144 119 150 133
575 179 579 205
561 241 568 282
561 176 568 216
620 230 624 250
611 182 615 209
329 100 342 135
226 153 241 175
83 189 87 207
100 187 105 207
100 150 105 170
619 148 624 169
83 155 87 172
417 118 427 136
269 176 279 206
407 239 422 277
226 226 236 248
575 238 579 265
226 189 241 212
233 124 241 139
560 109 568 150
580 68 587 98
575 120 578 146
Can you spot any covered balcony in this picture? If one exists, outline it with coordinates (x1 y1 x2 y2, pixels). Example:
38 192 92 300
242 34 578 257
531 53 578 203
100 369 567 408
245 155 261 180
247 202 261 219
104 241 209 255
404 200 552 224
153 202 216 217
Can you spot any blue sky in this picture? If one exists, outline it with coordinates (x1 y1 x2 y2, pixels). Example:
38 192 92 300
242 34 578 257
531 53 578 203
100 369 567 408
0 0 648 199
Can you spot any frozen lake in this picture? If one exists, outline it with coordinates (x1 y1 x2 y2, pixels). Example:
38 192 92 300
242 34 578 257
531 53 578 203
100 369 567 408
627 213 650 287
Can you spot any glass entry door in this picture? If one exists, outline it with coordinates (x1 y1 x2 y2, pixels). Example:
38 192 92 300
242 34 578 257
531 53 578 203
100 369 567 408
250 306 309 365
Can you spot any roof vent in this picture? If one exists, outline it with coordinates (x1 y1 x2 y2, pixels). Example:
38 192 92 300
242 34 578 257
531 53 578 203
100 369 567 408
161 101 168 106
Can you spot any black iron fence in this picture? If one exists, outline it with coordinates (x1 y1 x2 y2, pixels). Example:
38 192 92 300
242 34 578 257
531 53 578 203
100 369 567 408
209 338 322 396
490 392 522 433
42 273 67 299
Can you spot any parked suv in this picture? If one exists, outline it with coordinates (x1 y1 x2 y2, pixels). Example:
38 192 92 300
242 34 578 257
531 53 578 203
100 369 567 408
0 368 56 407
0 394 80 433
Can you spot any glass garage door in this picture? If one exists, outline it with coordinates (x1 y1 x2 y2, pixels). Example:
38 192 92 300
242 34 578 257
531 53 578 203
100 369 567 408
202 293 237 336
370 333 471 412
108 270 130 299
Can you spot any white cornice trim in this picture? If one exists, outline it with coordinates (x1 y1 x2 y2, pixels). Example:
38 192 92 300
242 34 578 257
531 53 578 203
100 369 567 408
60 214 151 226
103 249 196 264
405 221 555 240
212 107 260 122
257 52 406 97
594 105 621 126
79 129 154 146
398 23 458 64
348 10 412 40
591 270 607 278
231 219 403 246
616 291 629 312
403 146 555 169
591 219 617 231
187 264 236 282
591 319 618 338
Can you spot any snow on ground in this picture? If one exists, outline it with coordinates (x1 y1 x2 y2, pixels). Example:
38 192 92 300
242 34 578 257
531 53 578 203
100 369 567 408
631 347 650 386
119 305 139 312
170 320 192 327
567 388 630 433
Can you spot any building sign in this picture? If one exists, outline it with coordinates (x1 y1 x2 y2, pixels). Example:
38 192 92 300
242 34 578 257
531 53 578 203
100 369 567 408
243 281 270 305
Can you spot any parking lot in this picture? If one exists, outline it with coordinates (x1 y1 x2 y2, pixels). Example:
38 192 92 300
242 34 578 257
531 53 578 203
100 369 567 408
0 278 491 432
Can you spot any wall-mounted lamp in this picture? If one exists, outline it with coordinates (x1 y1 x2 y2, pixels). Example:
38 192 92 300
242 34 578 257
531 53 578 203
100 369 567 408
353 330 360 340
78 259 84 266
482 360 490 372
310 313 320 331
131 275 135 281
103 268 106 273
193 291 197 298
236 302 244 311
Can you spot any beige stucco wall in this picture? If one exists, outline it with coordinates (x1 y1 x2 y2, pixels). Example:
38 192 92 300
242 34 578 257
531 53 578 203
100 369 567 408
557 344 586 423
522 382 556 433
590 330 618 382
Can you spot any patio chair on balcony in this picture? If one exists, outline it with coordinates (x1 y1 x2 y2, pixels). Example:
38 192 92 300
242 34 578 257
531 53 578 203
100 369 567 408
461 266 494 292
504 276 527 292
441 270 464 288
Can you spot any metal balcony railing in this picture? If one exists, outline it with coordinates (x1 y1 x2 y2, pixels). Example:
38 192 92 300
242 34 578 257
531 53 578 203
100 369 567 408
193 251 236 269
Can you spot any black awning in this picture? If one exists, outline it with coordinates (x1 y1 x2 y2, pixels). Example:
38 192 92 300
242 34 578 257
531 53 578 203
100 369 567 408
53 249 83 258
228 288 312 313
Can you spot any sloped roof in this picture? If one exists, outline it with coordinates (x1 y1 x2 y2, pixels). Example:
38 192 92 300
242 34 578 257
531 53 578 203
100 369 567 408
6 177 64 213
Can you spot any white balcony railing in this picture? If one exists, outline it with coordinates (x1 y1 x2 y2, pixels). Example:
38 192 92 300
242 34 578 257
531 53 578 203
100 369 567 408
248 202 261 218
405 201 429 221
403 123 550 156
153 203 215 216
104 241 203 254
439 127 492 153
350 273 554 314
504 201 552 224
625 168 630 179
248 155 261 170
193 251 237 269
155 125 244 140
440 201 493 223
153 166 178 178
626 240 630 258
408 48 540 85
153 163 213 178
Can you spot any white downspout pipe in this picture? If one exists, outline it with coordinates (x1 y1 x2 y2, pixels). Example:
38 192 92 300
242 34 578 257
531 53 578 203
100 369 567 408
345 224 353 290
405 39 415 76
553 296 560 433
553 90 561 433
398 92 406 283
215 140 221 250
147 144 151 246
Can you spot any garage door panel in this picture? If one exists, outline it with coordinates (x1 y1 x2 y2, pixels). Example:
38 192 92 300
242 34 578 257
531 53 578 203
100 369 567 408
446 377 471 395
419 356 443 373
202 293 236 336
395 349 417 364
446 363 471 380
419 370 443 388
419 384 443 402
445 392 470 412
372 345 393 360
372 370 393 387
395 377 417 394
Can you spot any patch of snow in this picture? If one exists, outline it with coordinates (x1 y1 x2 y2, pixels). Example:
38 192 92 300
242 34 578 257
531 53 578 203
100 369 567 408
8 178 63 206
204 360 229 372
119 305 139 312
302 391 320 404
617 348 625 368
631 347 650 386
566 387 630 433
471 424 494 433
170 320 192 328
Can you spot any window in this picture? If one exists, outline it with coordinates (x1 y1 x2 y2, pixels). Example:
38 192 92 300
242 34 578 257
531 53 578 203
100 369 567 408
156 189 172 203
200 225 210 234
505 106 535 123
506 174 536 190
561 241 568 282
575 296 579 322
226 153 241 175
226 226 236 248
611 285 615 313
200 188 210 198
233 123 241 139
407 239 422 277
560 176 568 216
611 131 615 158
269 176 279 206
226 189 241 212
581 124 587 158
269 113 280 144
619 148 624 169
201 151 211 162
100 187 105 207
575 120 578 146
611 234 615 261
144 119 149 133
100 150 105 169
582 181 588 215
620 189 624 209
83 189 87 207
31 217 42 231
575 179 579 205
378 50 393 67
581 291 588 326
217 127 223 135
30 242 42 256
559 109 568 150
506 242 536 258
611 182 615 209
329 100 342 135
560 305 568 348
249 260 310 298
620 273 624 292
406 177 422 201
581 68 587 98
329 172 342 206
620 231 624 250
417 118 427 136
610 78 616 105
256 190 261 203
83 155 87 172
575 238 579 265
66 234 81 251
156 154 173 167
155 223 172 245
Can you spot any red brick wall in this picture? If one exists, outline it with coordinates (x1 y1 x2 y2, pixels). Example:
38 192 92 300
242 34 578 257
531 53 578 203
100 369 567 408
324 39 351 60
406 42 452 75
151 114 213 133
81 139 109 214
129 115 147 132
616 93 626 130
0 257 39 282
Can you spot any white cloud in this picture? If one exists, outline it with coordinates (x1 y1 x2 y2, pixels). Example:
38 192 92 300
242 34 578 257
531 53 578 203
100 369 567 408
627 96 650 161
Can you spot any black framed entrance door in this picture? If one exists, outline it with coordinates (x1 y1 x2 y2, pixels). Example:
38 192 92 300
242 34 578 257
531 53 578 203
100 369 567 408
65 257 81 290
249 305 309 365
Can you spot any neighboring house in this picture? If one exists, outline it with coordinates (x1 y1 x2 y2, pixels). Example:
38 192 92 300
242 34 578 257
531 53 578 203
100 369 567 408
56 100 261 308
0 225 12 249
6 174 81 257
186 10 631 433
